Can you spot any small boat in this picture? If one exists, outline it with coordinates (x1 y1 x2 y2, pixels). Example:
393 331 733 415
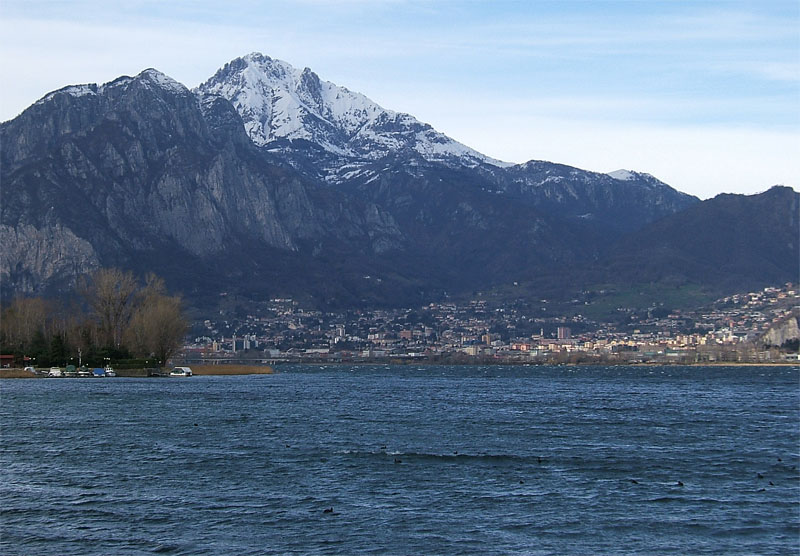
104 365 116 377
169 366 193 377
47 367 63 378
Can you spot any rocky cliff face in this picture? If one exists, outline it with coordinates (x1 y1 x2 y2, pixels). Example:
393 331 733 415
0 69 401 299
0 221 100 295
762 313 800 348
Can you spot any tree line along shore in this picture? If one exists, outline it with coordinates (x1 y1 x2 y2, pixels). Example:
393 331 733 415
1 268 187 371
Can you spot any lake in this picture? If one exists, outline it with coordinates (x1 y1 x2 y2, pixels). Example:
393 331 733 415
1 365 798 555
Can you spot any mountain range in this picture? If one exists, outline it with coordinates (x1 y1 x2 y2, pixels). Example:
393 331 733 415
1 53 796 311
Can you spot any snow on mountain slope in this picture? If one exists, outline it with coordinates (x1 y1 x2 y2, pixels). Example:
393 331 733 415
607 169 636 181
607 169 668 189
197 53 509 168
34 69 188 107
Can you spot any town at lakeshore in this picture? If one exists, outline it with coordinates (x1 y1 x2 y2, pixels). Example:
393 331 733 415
181 283 799 366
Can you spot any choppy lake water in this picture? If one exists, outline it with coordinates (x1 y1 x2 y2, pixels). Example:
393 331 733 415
1 365 798 555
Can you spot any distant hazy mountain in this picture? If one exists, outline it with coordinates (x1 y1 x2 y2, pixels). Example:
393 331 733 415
3 53 789 310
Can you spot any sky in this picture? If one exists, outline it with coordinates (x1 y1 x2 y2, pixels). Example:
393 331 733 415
1 0 798 199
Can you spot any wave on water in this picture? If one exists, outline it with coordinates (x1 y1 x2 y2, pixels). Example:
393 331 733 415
336 449 542 464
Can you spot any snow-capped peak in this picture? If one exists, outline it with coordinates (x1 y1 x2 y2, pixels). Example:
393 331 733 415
197 52 509 167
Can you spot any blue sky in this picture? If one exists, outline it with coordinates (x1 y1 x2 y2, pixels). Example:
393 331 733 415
1 0 797 198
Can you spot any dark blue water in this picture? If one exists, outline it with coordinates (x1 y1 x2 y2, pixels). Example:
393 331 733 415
1 365 798 555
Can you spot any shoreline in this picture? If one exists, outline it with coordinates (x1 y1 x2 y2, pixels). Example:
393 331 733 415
0 364 275 379
268 359 799 368
1 361 796 379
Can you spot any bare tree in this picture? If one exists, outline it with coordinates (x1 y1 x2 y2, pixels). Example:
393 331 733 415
125 278 188 365
0 296 49 351
81 268 138 348
64 314 98 362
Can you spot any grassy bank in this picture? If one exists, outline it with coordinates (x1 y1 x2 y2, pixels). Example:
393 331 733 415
0 369 40 379
189 365 274 375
